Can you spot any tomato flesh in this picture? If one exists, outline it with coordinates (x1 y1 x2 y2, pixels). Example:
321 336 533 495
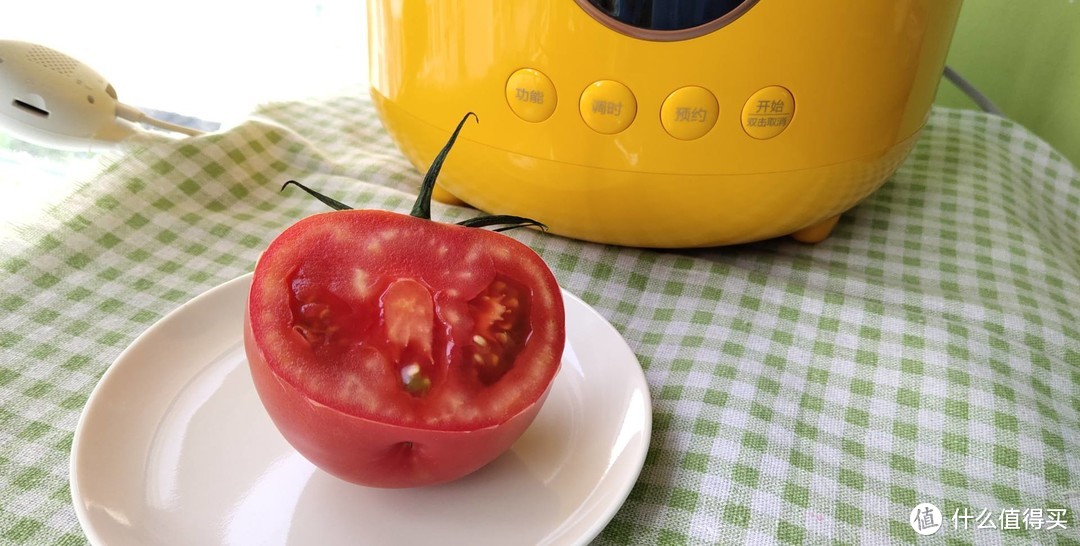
245 209 564 487
465 276 530 385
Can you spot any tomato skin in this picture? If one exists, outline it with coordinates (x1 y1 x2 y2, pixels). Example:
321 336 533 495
244 209 564 488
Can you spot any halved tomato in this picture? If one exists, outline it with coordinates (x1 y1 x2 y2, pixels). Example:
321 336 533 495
244 115 565 488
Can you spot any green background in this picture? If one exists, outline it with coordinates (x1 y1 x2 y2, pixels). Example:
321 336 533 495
936 0 1080 166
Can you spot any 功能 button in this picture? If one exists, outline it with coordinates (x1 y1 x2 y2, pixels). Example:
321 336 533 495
505 68 557 122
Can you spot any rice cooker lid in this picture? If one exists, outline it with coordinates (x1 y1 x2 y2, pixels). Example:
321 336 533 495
576 0 758 40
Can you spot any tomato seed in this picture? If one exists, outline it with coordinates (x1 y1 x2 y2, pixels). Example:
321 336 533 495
473 335 487 346
400 363 421 382
294 325 323 345
300 303 324 319
400 363 431 396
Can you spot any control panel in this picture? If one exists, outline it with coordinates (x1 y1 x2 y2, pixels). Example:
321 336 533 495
504 68 794 140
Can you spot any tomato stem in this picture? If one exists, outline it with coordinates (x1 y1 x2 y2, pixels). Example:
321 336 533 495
279 112 548 233
280 180 352 211
458 214 547 232
410 112 478 220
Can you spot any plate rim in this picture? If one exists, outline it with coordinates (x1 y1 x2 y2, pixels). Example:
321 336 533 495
69 273 652 545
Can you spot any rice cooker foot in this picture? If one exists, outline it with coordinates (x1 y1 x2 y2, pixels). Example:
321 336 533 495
790 215 841 244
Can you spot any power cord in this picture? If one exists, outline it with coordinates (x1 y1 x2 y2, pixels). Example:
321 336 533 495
943 65 1004 117
115 103 204 137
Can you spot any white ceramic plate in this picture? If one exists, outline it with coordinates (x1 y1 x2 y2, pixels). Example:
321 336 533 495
70 274 651 546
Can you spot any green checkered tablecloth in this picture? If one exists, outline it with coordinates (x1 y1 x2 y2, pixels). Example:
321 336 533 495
1 93 1078 545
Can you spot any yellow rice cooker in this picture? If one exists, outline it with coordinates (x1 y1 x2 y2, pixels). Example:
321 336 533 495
368 0 963 247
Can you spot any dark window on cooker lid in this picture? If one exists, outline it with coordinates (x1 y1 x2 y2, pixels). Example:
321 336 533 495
585 0 749 31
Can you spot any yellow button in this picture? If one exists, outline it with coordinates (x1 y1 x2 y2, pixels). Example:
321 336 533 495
660 86 719 140
741 86 795 139
579 80 637 134
505 68 557 122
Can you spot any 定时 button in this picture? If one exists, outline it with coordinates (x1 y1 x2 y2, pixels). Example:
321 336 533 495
660 86 719 140
505 68 557 122
741 86 795 139
579 80 637 134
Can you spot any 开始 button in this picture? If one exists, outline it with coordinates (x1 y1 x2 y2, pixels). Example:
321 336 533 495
579 80 637 134
505 68 557 122
660 86 719 140
741 86 795 139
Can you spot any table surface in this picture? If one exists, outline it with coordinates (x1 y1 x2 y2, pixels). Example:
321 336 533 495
1 94 1078 545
